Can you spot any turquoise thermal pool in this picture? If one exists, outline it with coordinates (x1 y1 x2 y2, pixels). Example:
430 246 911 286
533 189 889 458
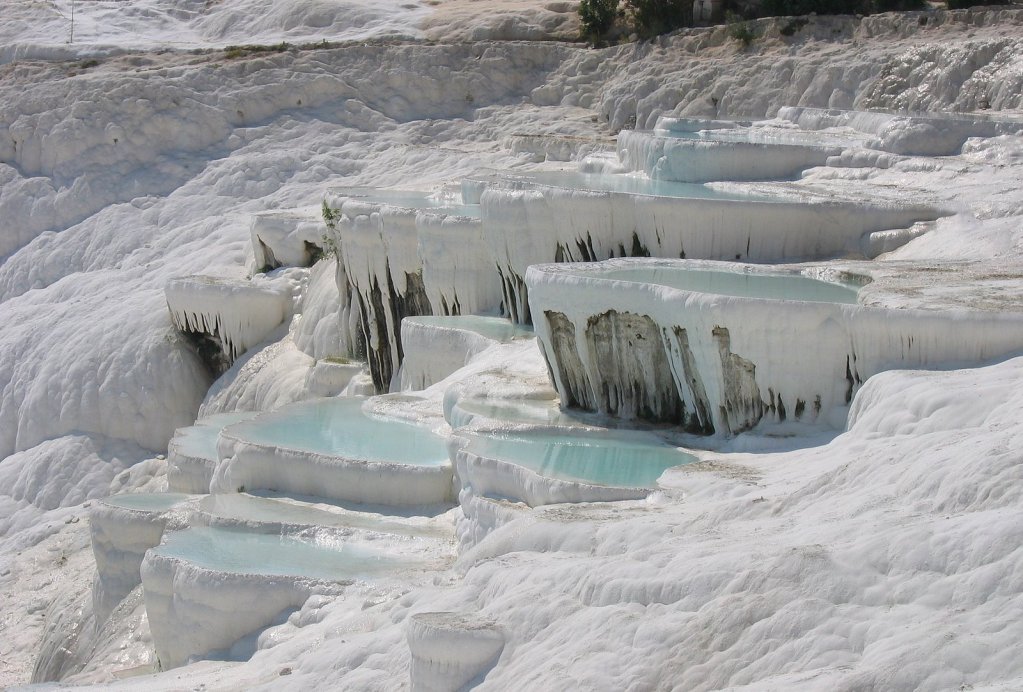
407 315 534 341
466 432 696 488
171 411 259 461
450 398 590 428
579 266 862 304
196 494 448 538
342 189 480 217
150 526 420 580
101 492 196 512
224 397 449 466
488 171 766 200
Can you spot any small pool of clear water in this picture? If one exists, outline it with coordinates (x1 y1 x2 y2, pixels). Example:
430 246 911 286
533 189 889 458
581 266 861 304
102 493 196 512
646 126 860 148
467 432 696 488
340 190 480 218
495 171 763 201
197 494 448 538
171 411 259 461
150 526 419 580
451 398 587 428
224 398 449 466
405 315 533 341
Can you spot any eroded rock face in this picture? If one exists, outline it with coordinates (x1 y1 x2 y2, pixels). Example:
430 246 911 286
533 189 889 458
713 326 765 434
585 310 684 422
542 311 595 411
668 326 715 435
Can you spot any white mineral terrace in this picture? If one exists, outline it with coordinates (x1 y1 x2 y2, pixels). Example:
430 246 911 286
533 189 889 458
527 257 1023 435
166 411 259 493
474 169 944 323
191 492 452 539
324 189 484 391
616 126 844 183
89 493 197 625
249 208 327 272
165 275 293 364
141 525 444 669
212 397 454 506
407 611 505 692
778 106 1023 156
399 315 534 391
452 424 696 506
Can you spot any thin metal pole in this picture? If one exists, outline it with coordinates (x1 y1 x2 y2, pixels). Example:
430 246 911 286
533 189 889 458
70 0 75 43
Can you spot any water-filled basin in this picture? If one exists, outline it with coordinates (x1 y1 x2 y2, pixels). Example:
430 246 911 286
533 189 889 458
224 397 448 466
170 411 260 462
406 315 533 342
337 189 479 217
466 431 696 488
580 266 862 304
150 526 422 580
486 170 763 200
101 492 196 513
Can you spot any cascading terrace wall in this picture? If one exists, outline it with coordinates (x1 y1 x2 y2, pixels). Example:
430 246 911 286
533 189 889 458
526 259 1023 435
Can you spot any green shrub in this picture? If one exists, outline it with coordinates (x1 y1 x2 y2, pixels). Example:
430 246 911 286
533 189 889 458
625 0 693 37
579 0 621 40
727 12 757 46
779 17 808 35
223 42 290 60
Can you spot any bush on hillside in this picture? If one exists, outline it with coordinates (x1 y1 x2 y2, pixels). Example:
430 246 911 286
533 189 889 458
625 0 693 37
580 0 621 40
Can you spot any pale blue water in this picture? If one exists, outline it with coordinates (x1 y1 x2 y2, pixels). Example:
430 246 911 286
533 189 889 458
197 494 447 538
172 411 259 461
102 493 195 512
585 266 861 304
406 315 533 341
451 398 587 427
224 398 449 466
499 171 761 200
151 526 417 580
339 189 479 217
468 432 696 488
645 127 858 148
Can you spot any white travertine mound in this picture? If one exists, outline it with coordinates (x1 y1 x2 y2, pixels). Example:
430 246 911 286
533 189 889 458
165 275 294 364
407 611 504 691
527 258 1023 434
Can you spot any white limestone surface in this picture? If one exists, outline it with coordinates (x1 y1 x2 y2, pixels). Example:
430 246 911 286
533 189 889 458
89 493 196 625
212 398 454 506
617 129 841 183
479 174 943 322
416 210 503 318
139 529 350 669
165 275 294 364
166 411 259 493
406 611 504 692
527 258 1023 434
398 316 532 391
779 106 1023 156
5 5 1023 690
326 195 433 392
249 209 326 272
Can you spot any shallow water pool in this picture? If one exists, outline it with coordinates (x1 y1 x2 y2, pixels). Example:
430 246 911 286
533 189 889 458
225 398 449 466
150 526 419 580
467 431 696 488
581 266 861 304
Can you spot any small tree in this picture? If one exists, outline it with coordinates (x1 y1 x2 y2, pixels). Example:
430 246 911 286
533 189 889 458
579 0 621 42
625 0 693 37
